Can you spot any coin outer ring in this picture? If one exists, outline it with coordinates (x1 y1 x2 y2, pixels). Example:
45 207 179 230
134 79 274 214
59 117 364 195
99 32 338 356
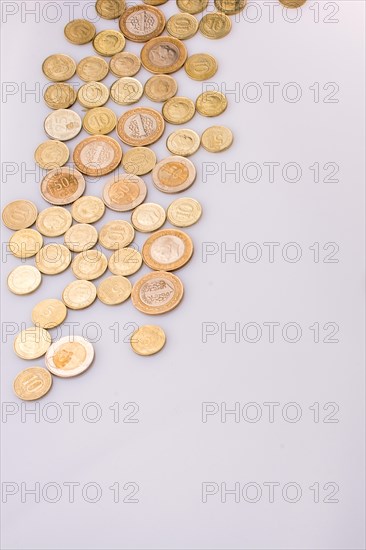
73 135 122 177
41 167 86 206
103 175 148 212
152 155 196 194
119 5 166 43
142 229 194 271
130 325 166 356
117 107 165 147
62 280 97 310
13 367 53 401
141 37 188 74
45 336 95 378
131 271 184 315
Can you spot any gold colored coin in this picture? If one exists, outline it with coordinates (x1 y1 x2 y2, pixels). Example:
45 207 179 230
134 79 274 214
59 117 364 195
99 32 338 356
97 275 132 305
110 52 141 77
72 249 108 280
76 56 109 82
14 326 52 360
64 224 98 252
131 271 184 315
45 336 94 378
108 247 143 276
96 0 126 19
35 140 69 170
99 220 135 250
166 129 200 156
214 0 247 14
167 197 202 227
110 77 144 105
103 174 147 212
142 228 193 271
9 229 43 259
42 54 76 81
36 206 72 237
141 36 187 74
71 196 105 224
199 12 231 39
13 367 52 401
196 91 228 117
119 5 165 42
279 0 307 7
64 19 96 44
185 53 218 81
35 244 72 275
143 0 168 5
62 280 97 310
201 125 233 152
144 75 178 102
93 30 125 56
122 147 156 175
83 107 117 135
7 265 42 295
177 0 208 14
32 299 67 329
166 13 198 40
44 109 82 141
73 135 122 177
130 325 166 356
41 167 86 205
44 83 77 109
152 155 196 193
117 107 165 147
131 203 166 233
2 200 37 230
162 97 195 125
78 81 109 108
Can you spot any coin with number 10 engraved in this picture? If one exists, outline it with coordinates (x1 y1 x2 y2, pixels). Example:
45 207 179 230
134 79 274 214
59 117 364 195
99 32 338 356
13 368 52 401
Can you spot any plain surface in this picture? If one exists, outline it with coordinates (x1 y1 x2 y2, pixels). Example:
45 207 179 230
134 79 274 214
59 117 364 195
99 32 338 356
0 1 365 549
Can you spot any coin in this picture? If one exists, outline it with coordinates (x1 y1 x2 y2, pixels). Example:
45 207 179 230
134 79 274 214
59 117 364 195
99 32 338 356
103 174 147 211
119 5 165 42
196 91 228 116
117 107 165 146
41 167 86 205
44 109 82 141
177 0 208 14
185 53 218 80
44 83 77 109
130 325 166 355
35 244 72 275
167 197 202 227
97 275 132 305
144 75 178 102
96 0 126 18
166 13 198 39
7 265 42 295
93 30 125 56
214 0 247 14
13 367 52 401
71 196 105 223
162 97 195 125
36 206 72 237
110 52 141 77
199 12 231 38
78 81 110 108
279 0 307 7
141 36 187 74
99 220 135 250
73 135 122 177
166 129 200 156
77 56 109 82
9 229 43 259
201 125 233 152
131 203 166 233
143 0 168 5
2 200 37 230
142 228 193 271
72 249 108 280
64 19 96 44
62 280 97 309
122 147 156 175
83 107 117 135
14 326 52 360
45 336 94 378
108 247 143 276
32 299 67 329
152 155 196 193
131 271 184 314
64 224 98 252
42 54 76 81
35 140 69 169
110 77 144 105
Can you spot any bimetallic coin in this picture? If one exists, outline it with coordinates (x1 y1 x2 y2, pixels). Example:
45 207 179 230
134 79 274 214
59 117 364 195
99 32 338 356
162 96 195 125
36 206 72 237
96 0 126 19
44 83 77 109
44 109 82 141
72 249 108 280
166 129 200 156
103 174 147 212
13 368 52 401
35 244 72 275
110 52 141 77
42 54 76 81
35 141 69 170
7 265 42 296
199 12 232 39
93 30 125 56
196 91 228 117
73 135 122 177
117 107 165 147
130 325 166 355
64 19 96 44
9 229 43 259
214 0 247 14
201 125 233 152
141 36 187 74
131 203 166 233
62 280 97 310
78 81 109 108
97 275 132 305
71 196 105 224
41 167 85 205
177 0 208 14
64 224 98 252
185 53 218 81
14 326 52 360
45 336 94 378
119 5 165 42
99 220 135 250
2 200 37 230
32 299 67 329
167 197 202 227
77 56 109 82
279 0 307 7
166 13 198 40
142 228 193 271
122 147 156 176
144 75 178 102
108 247 143 276
110 77 144 105
131 271 184 315
83 107 117 135
152 155 196 193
